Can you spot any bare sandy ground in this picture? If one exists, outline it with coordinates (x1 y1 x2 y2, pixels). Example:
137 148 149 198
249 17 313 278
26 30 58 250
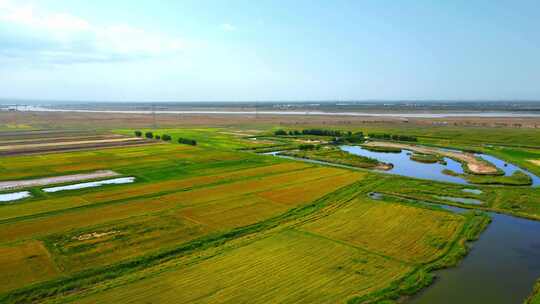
363 141 499 174
0 170 120 191
529 160 540 166
0 137 142 151
0 134 124 145
3 111 540 130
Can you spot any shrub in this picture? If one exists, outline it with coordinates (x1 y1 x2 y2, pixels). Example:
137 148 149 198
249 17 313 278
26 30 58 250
345 132 365 143
145 131 154 139
299 144 316 150
162 134 172 141
178 138 197 146
134 130 142 137
155 135 161 140
274 129 287 136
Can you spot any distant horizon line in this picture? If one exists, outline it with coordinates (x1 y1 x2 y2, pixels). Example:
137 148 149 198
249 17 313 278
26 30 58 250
1 98 540 105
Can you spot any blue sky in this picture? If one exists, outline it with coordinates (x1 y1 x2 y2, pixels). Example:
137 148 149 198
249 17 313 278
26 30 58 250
1 0 539 102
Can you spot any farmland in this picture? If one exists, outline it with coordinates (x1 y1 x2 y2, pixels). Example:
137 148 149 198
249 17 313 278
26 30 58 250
1 113 540 303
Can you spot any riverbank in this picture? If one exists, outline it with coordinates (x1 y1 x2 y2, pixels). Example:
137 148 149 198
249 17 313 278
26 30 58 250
279 146 392 170
363 141 499 175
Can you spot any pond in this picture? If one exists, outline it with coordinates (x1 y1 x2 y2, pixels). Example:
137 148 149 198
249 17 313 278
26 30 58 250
340 145 468 184
462 188 482 194
436 195 483 205
0 191 31 202
368 192 540 304
341 145 540 187
42 177 135 193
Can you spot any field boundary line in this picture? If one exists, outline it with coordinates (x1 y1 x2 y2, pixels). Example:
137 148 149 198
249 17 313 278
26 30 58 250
293 228 411 265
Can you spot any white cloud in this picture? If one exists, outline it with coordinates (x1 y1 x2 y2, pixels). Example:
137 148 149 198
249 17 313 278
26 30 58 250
220 23 236 32
0 0 188 64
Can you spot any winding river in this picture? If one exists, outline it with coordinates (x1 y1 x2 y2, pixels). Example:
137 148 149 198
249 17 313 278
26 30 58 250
369 193 540 304
266 147 540 303
341 145 540 187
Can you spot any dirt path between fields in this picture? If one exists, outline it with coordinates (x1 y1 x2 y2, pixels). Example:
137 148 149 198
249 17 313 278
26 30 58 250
0 134 124 146
363 141 499 174
0 170 120 191
0 137 143 151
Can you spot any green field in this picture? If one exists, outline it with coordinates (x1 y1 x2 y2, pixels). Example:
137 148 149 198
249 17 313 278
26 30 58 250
1 124 540 303
280 146 385 169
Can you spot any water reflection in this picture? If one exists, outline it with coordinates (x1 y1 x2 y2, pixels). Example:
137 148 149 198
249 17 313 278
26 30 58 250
341 145 468 184
43 177 135 193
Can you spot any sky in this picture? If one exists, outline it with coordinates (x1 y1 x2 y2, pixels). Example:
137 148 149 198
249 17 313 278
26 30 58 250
0 0 539 102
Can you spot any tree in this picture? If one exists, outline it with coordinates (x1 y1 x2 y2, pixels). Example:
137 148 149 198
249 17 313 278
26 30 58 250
134 130 142 137
178 137 197 146
162 134 172 141
145 131 153 139
346 131 365 143
155 135 161 140
274 129 287 136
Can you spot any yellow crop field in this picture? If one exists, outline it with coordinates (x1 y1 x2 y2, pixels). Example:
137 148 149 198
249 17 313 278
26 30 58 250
179 195 289 229
76 229 412 304
47 213 209 273
0 166 331 243
0 241 59 293
300 197 464 263
257 171 365 205
152 167 349 208
0 162 308 222
0 154 362 281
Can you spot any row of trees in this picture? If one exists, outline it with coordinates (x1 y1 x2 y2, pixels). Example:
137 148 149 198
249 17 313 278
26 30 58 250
367 133 417 142
275 129 347 137
302 129 344 136
274 128 366 146
134 131 183 143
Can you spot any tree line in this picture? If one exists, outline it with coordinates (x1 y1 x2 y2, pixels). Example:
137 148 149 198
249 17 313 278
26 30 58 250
275 128 345 137
274 128 365 144
134 131 196 145
367 133 417 142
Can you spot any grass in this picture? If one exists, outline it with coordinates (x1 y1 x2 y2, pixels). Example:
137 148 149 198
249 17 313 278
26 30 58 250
116 127 275 151
525 280 540 304
76 229 412 304
369 174 540 220
1 125 540 303
410 153 445 164
300 197 464 263
361 145 402 153
0 177 366 304
464 170 532 186
38 180 486 304
0 135 363 295
280 146 385 169
444 168 532 186
0 241 59 293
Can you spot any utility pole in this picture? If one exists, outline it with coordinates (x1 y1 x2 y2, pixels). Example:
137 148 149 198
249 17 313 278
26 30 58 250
152 103 157 129
14 104 18 128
